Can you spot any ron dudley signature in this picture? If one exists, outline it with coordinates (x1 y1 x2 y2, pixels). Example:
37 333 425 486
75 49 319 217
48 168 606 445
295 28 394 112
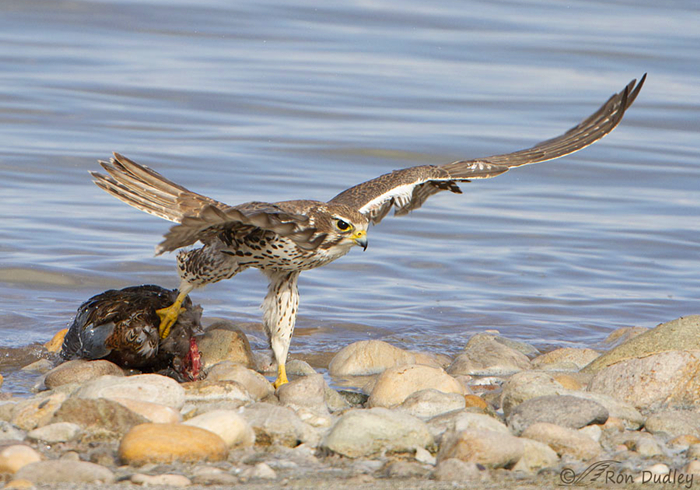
560 460 695 488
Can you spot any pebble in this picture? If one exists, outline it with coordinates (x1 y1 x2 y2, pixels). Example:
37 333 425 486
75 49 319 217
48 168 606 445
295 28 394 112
197 321 256 369
685 460 700 475
131 473 192 486
447 337 531 376
531 348 600 371
465 333 539 357
43 359 123 389
668 434 700 449
588 351 700 410
368 364 463 408
119 423 228 464
206 362 274 400
328 340 423 376
397 388 466 420
506 395 608 435
240 462 277 480
383 460 428 478
241 402 319 447
20 359 56 374
428 411 510 443
52 397 148 438
0 421 26 442
600 325 649 350
107 397 181 423
321 407 433 458
499 371 568 417
415 446 436 466
552 373 585 390
568 392 644 429
184 409 256 448
13 460 115 484
521 422 601 460
578 424 602 443
464 394 488 410
43 328 68 353
690 444 700 460
0 445 42 474
633 437 663 457
438 429 524 468
74 374 186 409
183 379 253 408
512 438 559 473
11 392 68 431
644 410 700 439
27 422 81 443
286 359 318 376
277 373 328 413
4 479 36 490
432 458 484 482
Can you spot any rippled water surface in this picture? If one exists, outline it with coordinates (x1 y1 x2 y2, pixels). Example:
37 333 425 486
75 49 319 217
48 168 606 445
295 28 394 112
1 0 699 393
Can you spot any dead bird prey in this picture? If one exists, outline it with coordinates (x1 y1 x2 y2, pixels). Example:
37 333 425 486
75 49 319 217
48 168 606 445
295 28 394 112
91 76 646 388
61 285 203 381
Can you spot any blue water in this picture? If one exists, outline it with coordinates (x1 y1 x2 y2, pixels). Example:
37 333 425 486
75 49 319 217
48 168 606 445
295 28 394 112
1 0 699 392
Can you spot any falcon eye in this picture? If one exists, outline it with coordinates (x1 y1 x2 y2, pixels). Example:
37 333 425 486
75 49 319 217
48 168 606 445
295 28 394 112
335 219 351 232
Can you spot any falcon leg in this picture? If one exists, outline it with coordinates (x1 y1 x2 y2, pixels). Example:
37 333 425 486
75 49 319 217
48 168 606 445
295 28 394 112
156 282 194 339
262 270 300 389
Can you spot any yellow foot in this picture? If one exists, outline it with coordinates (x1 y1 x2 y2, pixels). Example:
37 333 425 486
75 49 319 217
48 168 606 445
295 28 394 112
156 304 186 339
272 363 288 389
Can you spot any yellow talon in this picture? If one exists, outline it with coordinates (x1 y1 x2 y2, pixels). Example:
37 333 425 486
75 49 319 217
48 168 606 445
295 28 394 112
272 363 288 389
156 290 189 339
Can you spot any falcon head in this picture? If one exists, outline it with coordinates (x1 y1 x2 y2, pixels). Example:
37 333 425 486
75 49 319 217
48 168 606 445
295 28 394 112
315 203 369 252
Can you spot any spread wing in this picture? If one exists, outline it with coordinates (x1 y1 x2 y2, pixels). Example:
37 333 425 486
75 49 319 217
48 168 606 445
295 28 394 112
91 154 324 254
330 75 646 224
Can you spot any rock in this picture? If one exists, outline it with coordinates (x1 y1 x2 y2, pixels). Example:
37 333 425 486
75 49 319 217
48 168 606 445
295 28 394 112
183 379 253 409
27 422 81 443
240 462 277 480
44 360 123 389
0 445 42 474
432 458 484 481
184 409 255 448
329 340 421 376
368 365 463 408
634 437 663 457
448 337 531 376
521 422 601 460
4 479 34 489
587 351 700 410
578 425 602 443
0 421 26 442
685 460 700 475
131 473 192 486
669 434 700 449
438 429 524 468
383 461 429 478
20 359 55 374
198 321 255 369
107 398 181 424
13 460 115 483
415 446 436 465
44 328 68 353
321 407 433 458
74 374 185 409
277 374 328 413
465 333 539 358
563 392 644 430
428 411 509 442
531 348 600 371
500 371 568 417
511 438 559 473
286 359 317 376
324 386 351 412
241 402 319 447
11 392 69 431
206 362 273 401
644 411 700 439
52 397 148 438
584 316 700 373
119 423 227 464
552 374 585 391
600 326 649 349
464 395 489 410
507 395 608 435
397 389 466 420
191 466 239 485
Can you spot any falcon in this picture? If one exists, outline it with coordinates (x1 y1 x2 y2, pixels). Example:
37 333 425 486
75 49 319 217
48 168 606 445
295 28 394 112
91 75 645 388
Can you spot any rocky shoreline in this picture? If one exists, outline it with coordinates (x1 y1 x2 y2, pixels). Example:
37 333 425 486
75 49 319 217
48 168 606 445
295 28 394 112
1 315 700 489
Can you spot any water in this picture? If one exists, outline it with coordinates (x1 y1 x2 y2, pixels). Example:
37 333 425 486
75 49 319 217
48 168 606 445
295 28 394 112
1 0 699 394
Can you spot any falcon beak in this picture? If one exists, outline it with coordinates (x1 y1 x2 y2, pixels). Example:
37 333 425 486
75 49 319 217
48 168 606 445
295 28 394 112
351 230 368 251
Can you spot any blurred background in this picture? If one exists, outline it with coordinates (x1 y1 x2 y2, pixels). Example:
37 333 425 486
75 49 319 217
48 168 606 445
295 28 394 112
0 0 698 392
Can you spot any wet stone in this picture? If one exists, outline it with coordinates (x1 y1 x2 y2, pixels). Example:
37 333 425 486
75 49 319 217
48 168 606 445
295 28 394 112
368 364 463 408
74 374 186 409
448 337 531 376
44 359 123 390
329 340 422 376
206 362 274 401
198 321 256 369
